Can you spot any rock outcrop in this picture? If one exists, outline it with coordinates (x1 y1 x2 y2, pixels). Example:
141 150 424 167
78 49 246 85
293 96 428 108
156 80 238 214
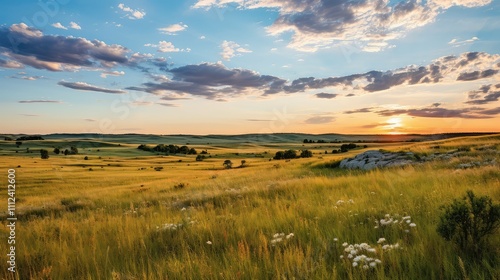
339 150 415 170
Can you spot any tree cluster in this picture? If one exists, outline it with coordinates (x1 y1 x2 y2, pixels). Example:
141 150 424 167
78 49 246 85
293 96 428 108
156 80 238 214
138 144 197 155
16 135 44 141
273 149 313 160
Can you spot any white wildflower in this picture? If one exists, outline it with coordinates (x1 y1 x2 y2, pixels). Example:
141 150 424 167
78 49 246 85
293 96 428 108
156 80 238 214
377 238 386 244
370 261 377 268
352 262 358 267
286 233 294 239
409 223 416 227
206 241 212 245
363 265 369 270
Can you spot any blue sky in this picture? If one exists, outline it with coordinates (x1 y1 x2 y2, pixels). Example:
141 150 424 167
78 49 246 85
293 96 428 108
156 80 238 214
1 0 499 134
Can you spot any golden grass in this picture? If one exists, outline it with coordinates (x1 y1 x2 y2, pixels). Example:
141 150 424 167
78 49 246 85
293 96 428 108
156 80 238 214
0 135 499 279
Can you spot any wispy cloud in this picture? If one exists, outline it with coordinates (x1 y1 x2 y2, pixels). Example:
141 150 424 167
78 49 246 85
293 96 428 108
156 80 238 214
118 3 146 19
58 81 127 94
144 41 186 53
100 71 125 78
315 93 338 99
304 115 335 124
158 23 188 35
18 100 62 104
220 40 252 61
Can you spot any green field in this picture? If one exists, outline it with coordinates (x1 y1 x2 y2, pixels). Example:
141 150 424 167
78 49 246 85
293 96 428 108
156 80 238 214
0 133 499 279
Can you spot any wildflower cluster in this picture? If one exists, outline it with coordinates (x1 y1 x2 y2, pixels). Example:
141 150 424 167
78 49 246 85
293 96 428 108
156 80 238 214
270 232 294 245
157 223 182 231
375 214 416 232
340 242 381 269
377 237 401 251
336 199 354 206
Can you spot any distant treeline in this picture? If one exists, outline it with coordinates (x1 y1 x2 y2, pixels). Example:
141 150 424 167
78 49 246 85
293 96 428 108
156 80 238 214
273 149 313 160
4 136 44 141
138 144 197 155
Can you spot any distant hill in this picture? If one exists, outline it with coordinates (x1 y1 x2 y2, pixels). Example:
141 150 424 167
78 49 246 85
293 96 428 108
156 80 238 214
2 132 498 145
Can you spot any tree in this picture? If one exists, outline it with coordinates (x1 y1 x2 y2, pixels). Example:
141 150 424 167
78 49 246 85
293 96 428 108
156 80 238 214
300 149 313 158
16 141 22 148
64 149 69 156
40 149 49 159
84 156 89 160
196 154 205 161
53 148 60 155
240 160 247 167
188 148 197 155
70 146 79 155
283 149 297 159
437 190 500 256
223 160 233 169
274 151 285 160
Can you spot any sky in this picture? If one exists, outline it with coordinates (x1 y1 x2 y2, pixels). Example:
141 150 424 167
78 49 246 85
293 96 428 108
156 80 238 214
0 0 499 135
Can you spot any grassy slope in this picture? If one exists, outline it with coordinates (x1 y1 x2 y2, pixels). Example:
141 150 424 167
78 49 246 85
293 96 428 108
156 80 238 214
0 134 499 279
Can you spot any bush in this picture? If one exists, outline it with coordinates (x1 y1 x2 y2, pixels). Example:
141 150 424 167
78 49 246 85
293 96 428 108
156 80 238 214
437 190 500 256
40 149 49 159
223 160 233 169
196 154 205 161
300 149 313 158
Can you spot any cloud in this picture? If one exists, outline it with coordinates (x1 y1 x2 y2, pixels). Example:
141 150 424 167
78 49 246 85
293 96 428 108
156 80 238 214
52 22 67 30
18 100 62 103
0 59 24 69
52 22 81 30
100 71 125 78
376 106 499 119
20 114 40 117
457 69 498 81
10 74 44 80
84 118 97 122
281 52 500 93
158 23 188 35
127 62 287 100
448 36 478 46
69 22 82 30
304 116 335 124
145 41 182 53
118 3 146 19
315 92 338 99
0 23 129 71
220 40 252 61
200 35 206 39
465 83 500 105
194 0 492 52
344 108 374 114
58 81 127 94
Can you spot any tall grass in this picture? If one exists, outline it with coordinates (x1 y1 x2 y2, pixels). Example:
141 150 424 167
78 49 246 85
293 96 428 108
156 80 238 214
0 136 499 279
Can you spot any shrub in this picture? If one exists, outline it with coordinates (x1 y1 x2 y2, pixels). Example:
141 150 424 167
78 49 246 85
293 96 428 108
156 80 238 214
53 147 60 155
437 190 500 256
300 149 313 158
40 149 49 159
223 160 233 169
196 154 205 161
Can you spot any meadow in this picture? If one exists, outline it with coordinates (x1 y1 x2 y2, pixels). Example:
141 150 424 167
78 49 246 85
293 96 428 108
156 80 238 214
0 134 499 279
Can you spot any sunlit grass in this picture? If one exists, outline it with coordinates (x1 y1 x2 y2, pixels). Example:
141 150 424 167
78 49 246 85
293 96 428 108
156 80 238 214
0 135 499 279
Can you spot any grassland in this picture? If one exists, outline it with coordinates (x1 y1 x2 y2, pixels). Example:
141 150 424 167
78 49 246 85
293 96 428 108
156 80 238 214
0 134 499 279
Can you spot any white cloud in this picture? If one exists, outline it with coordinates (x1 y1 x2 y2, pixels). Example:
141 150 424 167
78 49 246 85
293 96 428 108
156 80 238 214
118 3 146 20
69 22 81 30
158 23 188 35
200 35 206 39
448 36 479 46
145 41 189 53
220 40 252 61
194 0 493 52
100 71 125 78
52 22 67 30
